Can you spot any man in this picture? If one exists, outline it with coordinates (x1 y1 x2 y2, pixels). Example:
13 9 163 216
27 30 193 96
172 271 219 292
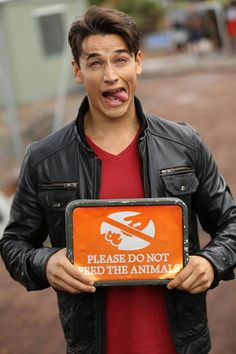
1 6 236 354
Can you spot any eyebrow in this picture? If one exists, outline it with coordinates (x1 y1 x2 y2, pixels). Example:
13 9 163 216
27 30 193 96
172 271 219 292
83 49 131 60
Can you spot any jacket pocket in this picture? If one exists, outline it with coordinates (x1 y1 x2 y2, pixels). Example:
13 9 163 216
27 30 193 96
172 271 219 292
38 182 79 247
159 167 199 252
159 167 199 197
38 182 79 210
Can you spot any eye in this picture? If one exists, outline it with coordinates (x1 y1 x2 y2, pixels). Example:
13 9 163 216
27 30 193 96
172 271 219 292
89 60 102 68
115 57 128 64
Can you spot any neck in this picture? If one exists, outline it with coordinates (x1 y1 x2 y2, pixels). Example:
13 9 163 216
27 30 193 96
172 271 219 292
84 104 140 155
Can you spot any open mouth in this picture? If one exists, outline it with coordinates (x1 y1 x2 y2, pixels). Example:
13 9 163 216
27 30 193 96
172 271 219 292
102 88 128 103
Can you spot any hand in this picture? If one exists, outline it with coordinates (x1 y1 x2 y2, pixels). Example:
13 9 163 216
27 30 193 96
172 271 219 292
167 255 214 294
46 248 96 294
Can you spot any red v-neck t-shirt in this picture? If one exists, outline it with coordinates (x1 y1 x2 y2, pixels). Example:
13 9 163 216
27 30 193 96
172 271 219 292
86 133 176 354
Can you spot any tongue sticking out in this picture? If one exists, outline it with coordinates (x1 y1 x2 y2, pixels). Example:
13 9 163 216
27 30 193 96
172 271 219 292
105 89 128 102
113 89 128 102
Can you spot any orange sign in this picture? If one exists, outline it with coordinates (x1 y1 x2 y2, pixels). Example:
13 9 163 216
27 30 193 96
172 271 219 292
66 198 188 286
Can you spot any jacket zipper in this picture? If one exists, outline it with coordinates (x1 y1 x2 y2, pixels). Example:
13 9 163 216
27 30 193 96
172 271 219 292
159 166 194 176
138 141 151 198
38 182 79 190
93 158 101 198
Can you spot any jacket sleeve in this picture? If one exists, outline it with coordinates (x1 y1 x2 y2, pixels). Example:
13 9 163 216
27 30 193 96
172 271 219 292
0 145 61 291
192 129 236 286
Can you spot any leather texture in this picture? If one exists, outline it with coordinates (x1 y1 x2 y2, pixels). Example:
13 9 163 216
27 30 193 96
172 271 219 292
1 96 236 354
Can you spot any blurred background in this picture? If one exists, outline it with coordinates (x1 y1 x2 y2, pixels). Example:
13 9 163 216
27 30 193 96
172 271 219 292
0 0 236 353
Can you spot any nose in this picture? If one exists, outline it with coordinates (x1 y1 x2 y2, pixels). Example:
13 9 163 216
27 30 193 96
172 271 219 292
103 63 118 83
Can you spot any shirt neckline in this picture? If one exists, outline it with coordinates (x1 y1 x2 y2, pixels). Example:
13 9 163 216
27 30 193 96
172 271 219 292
86 129 140 160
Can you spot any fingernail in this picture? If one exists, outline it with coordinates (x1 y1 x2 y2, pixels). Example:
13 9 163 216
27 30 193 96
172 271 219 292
91 287 96 293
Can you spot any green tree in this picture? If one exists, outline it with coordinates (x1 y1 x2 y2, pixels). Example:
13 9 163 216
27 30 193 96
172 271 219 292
88 0 165 34
88 0 104 5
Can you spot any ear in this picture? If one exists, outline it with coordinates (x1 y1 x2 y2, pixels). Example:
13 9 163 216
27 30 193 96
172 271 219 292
135 50 142 75
72 60 83 84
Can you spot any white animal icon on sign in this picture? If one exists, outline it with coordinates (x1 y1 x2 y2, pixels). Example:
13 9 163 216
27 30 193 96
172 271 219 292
100 211 155 251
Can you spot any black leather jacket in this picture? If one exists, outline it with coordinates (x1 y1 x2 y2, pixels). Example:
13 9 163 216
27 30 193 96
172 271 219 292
1 97 236 354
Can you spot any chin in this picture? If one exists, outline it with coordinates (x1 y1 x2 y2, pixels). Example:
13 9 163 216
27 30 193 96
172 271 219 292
103 99 132 116
104 106 129 119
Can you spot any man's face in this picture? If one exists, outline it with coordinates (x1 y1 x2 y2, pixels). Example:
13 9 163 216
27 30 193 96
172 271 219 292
72 34 142 121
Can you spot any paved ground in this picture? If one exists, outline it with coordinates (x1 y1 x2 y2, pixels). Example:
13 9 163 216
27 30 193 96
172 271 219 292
0 64 236 353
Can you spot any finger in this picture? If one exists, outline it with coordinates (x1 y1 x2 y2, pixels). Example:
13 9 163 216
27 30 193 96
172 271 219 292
53 252 95 286
189 284 209 294
176 273 199 291
172 268 213 293
169 268 212 292
50 269 96 293
168 271 213 293
167 267 193 290
64 275 96 293
57 279 96 294
53 282 82 293
188 275 213 293
66 264 95 286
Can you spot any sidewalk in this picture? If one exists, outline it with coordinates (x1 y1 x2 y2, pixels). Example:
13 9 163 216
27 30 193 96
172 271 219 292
142 52 236 76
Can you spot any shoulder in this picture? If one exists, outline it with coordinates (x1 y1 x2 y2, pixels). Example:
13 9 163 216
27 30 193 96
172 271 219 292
28 121 77 167
145 114 198 151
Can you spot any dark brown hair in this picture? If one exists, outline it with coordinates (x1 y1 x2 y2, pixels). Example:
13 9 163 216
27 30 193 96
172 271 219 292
68 6 141 65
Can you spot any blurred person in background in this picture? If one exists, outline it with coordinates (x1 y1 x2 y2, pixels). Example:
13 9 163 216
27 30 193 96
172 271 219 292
186 13 213 56
225 0 236 51
170 22 188 53
1 6 236 354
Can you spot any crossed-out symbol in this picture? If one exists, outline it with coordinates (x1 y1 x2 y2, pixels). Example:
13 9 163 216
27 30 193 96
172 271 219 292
100 211 155 251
